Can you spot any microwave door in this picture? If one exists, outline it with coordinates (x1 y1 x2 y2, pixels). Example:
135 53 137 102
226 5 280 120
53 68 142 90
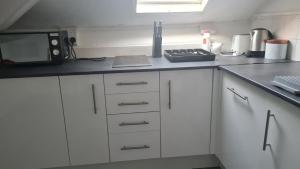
0 34 50 64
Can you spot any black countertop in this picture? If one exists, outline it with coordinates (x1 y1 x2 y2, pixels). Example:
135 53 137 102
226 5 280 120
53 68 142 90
0 54 298 107
220 62 300 108
0 55 288 78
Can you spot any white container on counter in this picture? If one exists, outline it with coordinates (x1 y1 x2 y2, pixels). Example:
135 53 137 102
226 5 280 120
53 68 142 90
265 39 288 60
232 34 250 56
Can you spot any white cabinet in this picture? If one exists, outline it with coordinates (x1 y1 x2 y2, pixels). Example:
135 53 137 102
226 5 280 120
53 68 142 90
60 75 109 166
105 72 161 162
259 92 300 169
215 72 269 169
109 131 161 162
104 72 159 94
160 69 213 157
106 92 160 114
216 72 300 169
0 77 69 169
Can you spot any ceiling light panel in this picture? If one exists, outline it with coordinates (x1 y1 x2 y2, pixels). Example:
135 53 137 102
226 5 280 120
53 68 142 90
136 0 208 13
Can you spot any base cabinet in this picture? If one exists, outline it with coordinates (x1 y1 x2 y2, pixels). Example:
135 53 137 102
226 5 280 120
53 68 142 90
216 72 268 169
60 75 109 166
0 77 69 169
216 72 300 169
260 93 300 169
160 69 213 157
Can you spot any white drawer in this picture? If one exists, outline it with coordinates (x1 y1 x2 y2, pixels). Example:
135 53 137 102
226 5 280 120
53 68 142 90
109 131 160 162
106 92 159 114
104 72 159 94
108 112 160 134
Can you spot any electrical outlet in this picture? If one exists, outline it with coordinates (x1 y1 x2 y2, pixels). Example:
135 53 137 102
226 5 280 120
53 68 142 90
65 28 79 46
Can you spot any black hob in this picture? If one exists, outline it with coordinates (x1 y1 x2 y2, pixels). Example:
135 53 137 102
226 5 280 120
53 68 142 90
164 49 216 62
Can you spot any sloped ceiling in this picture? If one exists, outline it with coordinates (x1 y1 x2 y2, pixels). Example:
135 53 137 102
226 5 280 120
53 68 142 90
0 0 38 30
11 0 269 29
257 0 300 14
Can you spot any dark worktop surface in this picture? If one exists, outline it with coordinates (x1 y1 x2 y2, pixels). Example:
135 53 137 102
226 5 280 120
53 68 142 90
0 54 298 107
0 55 288 78
220 62 300 108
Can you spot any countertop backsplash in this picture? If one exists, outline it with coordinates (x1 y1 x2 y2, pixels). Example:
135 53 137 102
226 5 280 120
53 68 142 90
72 21 250 58
251 14 300 61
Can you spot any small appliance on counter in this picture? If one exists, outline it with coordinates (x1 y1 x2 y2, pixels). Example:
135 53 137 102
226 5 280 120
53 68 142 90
271 76 300 95
265 39 288 60
232 34 250 56
152 21 162 58
0 31 70 65
164 49 215 62
247 28 272 58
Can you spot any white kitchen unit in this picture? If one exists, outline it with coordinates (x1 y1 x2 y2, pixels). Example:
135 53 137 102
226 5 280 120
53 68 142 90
215 72 269 169
0 77 69 169
259 91 300 169
104 72 159 94
108 112 160 134
60 75 109 166
160 69 213 157
216 72 300 169
105 72 161 162
106 92 160 114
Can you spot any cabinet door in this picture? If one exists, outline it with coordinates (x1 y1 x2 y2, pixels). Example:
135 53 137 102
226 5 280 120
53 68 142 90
160 69 212 157
259 93 300 169
0 77 69 169
215 72 268 169
60 75 109 166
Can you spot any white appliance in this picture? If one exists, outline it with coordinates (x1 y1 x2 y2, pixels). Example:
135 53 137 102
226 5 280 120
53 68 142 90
232 34 250 56
265 39 288 60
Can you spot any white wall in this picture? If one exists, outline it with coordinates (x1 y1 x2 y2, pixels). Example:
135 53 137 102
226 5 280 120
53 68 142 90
10 0 266 29
257 0 300 15
252 0 300 61
73 20 250 58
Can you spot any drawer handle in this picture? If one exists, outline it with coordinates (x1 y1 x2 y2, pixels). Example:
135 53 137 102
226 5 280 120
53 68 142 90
118 102 149 106
120 145 150 151
227 87 248 101
263 110 275 151
168 80 172 109
119 121 150 126
91 84 97 114
116 82 148 86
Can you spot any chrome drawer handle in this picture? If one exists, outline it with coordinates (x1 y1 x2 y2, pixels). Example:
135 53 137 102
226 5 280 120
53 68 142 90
263 110 275 151
168 80 172 109
91 84 97 114
118 102 149 106
119 121 149 126
120 145 150 151
227 87 248 101
116 82 148 86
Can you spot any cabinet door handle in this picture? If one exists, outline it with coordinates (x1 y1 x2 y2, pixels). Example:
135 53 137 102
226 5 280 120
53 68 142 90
116 82 148 86
120 145 150 151
118 102 149 106
168 80 172 109
263 110 275 151
227 87 248 101
91 84 97 114
119 121 149 126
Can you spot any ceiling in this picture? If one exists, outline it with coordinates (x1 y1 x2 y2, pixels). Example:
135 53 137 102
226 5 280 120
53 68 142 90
9 0 270 29
0 0 38 30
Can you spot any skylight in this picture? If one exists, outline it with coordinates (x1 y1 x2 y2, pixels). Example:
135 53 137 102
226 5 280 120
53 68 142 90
136 0 208 13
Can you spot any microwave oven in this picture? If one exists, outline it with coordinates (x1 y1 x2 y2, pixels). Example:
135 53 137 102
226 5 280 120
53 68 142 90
0 31 69 65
